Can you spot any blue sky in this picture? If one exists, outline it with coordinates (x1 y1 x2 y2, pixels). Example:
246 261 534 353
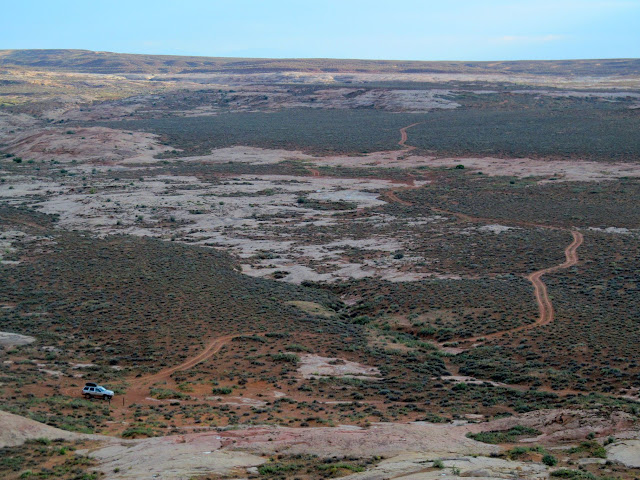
2 0 639 60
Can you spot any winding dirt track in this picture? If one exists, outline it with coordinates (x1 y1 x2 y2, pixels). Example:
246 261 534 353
120 123 582 403
398 123 421 150
124 334 238 404
386 123 584 341
458 230 583 344
526 230 583 327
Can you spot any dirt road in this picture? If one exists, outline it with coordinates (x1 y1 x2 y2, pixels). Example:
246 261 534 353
526 230 583 326
123 334 237 404
383 189 413 206
398 122 421 150
383 123 584 342
456 230 583 345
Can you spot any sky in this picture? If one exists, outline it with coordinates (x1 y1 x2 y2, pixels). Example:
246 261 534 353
1 0 639 61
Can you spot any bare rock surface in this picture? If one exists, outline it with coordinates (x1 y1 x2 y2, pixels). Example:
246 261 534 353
84 422 498 479
4 126 172 163
86 436 265 480
0 331 36 347
469 409 638 443
219 422 498 458
297 354 381 379
606 440 640 467
0 410 94 447
340 453 549 480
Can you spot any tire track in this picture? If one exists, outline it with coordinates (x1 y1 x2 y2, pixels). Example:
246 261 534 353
123 334 238 404
398 122 421 150
458 230 583 345
384 123 584 341
526 230 583 327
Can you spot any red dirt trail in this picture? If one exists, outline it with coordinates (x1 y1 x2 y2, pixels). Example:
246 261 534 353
385 123 584 341
117 123 582 406
458 230 583 345
123 334 237 405
398 123 421 150
527 230 583 327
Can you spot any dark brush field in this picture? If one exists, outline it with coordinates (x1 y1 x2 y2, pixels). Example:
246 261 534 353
101 93 640 161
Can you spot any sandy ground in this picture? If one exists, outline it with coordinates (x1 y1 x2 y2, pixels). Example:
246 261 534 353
297 354 381 380
0 332 35 347
607 440 640 468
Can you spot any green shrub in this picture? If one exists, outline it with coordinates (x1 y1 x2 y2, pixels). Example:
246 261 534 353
121 426 155 438
271 353 300 364
467 425 541 444
212 387 233 395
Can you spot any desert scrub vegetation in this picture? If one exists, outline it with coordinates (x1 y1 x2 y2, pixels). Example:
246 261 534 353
102 109 424 156
535 231 640 394
404 92 640 162
0 396 111 434
567 441 607 459
102 90 640 161
0 439 101 480
0 211 347 373
400 174 640 229
252 454 378 479
325 277 538 339
450 229 640 395
467 425 541 444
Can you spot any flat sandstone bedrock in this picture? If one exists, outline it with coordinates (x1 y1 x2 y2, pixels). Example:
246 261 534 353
606 440 640 468
0 410 98 448
0 331 36 347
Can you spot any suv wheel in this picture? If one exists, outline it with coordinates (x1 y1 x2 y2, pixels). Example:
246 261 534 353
103 395 110 400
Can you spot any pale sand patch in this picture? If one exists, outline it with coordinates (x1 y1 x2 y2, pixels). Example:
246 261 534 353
416 156 640 181
477 224 517 234
181 146 640 183
512 89 640 100
172 145 314 165
86 437 265 480
297 354 380 380
439 375 509 388
0 332 36 347
588 226 637 235
607 440 640 468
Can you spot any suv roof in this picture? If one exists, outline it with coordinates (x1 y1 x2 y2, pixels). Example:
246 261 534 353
84 382 98 387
